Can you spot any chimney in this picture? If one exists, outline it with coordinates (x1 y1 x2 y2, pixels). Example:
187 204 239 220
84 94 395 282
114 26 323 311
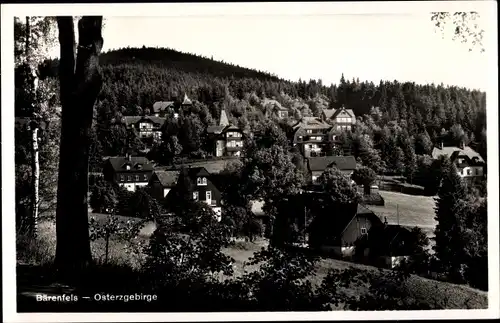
440 141 443 149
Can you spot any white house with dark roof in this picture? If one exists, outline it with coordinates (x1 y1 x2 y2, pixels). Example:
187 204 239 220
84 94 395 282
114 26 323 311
103 155 154 192
206 109 244 157
305 155 357 184
152 101 175 117
321 106 356 132
432 144 485 179
291 117 337 157
123 116 165 145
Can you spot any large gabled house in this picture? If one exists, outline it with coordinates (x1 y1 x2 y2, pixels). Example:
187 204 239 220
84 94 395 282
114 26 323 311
291 116 339 157
431 144 485 181
206 109 244 157
123 116 165 145
305 155 357 185
103 155 154 192
321 106 356 132
166 166 223 220
152 101 175 117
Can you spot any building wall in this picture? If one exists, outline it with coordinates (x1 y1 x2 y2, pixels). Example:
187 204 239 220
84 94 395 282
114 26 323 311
341 215 372 246
119 181 148 192
459 166 483 177
216 140 225 157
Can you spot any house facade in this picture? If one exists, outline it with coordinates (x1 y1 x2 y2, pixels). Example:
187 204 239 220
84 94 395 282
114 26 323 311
291 117 341 157
321 106 356 132
305 155 357 184
103 155 154 192
207 109 244 157
180 167 223 220
123 116 165 145
304 197 383 258
431 144 485 180
263 99 289 120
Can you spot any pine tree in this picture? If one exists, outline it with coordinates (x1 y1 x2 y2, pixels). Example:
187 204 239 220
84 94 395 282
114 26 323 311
433 160 469 282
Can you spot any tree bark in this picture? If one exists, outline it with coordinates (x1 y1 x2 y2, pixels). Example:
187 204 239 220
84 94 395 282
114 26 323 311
54 16 103 274
26 16 40 237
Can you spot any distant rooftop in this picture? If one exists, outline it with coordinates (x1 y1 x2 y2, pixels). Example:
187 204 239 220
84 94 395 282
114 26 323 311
431 146 484 163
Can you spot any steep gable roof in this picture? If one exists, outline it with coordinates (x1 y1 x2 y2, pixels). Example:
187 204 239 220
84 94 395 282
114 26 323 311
322 109 336 119
292 116 332 130
207 125 227 134
153 170 180 187
107 156 154 172
152 101 175 113
219 109 230 127
182 93 192 105
431 146 484 163
307 156 357 172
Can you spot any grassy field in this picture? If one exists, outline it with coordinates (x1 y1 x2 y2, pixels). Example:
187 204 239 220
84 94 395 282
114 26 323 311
368 191 437 237
225 240 488 310
20 211 487 310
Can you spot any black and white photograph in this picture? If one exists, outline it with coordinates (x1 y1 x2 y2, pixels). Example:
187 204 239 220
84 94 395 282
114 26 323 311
2 1 499 322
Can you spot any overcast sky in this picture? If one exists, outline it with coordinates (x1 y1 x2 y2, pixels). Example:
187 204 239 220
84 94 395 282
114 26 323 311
71 13 486 90
8 2 493 91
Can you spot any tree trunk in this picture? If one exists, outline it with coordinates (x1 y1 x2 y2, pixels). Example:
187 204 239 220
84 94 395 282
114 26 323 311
26 16 40 237
54 16 103 275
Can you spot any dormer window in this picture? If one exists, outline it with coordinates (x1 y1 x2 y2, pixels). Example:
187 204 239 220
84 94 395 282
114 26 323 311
197 177 207 186
125 165 131 171
136 164 143 170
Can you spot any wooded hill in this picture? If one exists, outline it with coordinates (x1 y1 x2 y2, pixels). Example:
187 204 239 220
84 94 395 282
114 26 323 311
30 46 487 164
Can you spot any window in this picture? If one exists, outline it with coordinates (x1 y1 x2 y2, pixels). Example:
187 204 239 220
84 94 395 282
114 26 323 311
206 191 212 201
135 175 139 181
346 117 352 123
120 175 124 182
126 165 131 170
127 175 131 181
475 168 479 175
197 177 207 186
193 191 199 201
337 125 341 130
306 129 312 134
143 174 148 181
467 169 471 176
361 227 367 235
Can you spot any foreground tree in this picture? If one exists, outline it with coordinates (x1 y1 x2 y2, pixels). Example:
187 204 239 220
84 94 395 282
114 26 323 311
15 17 57 237
352 166 377 195
431 12 485 53
433 160 469 282
54 16 104 273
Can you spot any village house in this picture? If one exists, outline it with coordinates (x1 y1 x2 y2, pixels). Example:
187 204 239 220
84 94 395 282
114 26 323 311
152 101 175 117
361 220 420 269
280 192 383 259
320 106 356 132
263 99 289 120
291 116 342 157
152 93 193 119
206 109 244 157
123 116 165 145
431 143 485 181
305 155 357 185
168 166 223 220
102 155 154 192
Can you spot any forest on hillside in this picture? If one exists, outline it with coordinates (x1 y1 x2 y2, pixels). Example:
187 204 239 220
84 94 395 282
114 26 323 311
17 46 487 172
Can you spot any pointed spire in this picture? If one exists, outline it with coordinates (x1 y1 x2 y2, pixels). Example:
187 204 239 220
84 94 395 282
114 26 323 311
219 108 229 127
182 93 192 105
